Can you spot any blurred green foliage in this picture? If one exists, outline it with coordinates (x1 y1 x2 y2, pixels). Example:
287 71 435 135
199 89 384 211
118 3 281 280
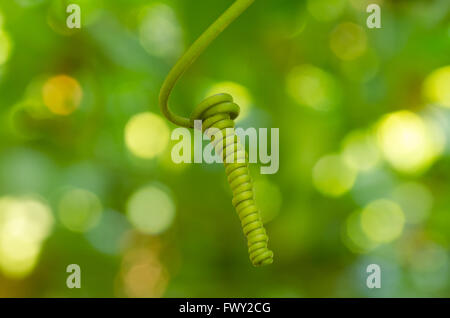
0 0 449 297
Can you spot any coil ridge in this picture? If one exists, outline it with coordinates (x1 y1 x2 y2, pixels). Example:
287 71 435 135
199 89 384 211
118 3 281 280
191 93 274 266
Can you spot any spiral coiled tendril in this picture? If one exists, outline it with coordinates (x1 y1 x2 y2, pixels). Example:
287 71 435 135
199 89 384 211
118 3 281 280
191 93 274 266
158 0 274 266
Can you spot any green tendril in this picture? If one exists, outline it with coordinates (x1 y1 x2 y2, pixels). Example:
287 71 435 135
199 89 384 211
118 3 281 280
159 0 255 128
159 0 274 267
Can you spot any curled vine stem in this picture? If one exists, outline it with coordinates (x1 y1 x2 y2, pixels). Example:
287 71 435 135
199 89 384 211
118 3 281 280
159 0 274 266
159 0 255 128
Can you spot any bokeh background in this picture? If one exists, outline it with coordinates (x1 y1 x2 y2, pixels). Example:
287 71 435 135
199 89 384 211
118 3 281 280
0 0 449 297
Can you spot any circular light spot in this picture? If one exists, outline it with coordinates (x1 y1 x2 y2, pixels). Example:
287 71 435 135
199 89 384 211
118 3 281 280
139 3 183 59
392 182 432 224
58 188 102 232
376 111 445 174
126 184 175 235
360 199 405 243
0 29 12 66
342 130 380 171
287 64 340 111
125 112 170 159
307 0 347 22
423 65 450 108
253 178 282 223
86 210 130 255
0 196 54 278
330 22 367 61
343 210 378 253
0 236 40 279
120 248 168 297
42 75 82 115
313 154 357 197
206 81 252 121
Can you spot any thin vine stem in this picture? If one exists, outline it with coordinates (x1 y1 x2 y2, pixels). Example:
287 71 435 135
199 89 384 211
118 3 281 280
158 0 255 128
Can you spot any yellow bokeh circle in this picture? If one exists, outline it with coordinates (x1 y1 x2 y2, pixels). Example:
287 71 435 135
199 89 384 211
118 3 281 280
376 111 445 174
312 154 357 197
330 22 367 61
58 188 102 233
42 75 83 115
125 112 170 159
360 199 405 244
423 65 450 108
126 184 175 235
